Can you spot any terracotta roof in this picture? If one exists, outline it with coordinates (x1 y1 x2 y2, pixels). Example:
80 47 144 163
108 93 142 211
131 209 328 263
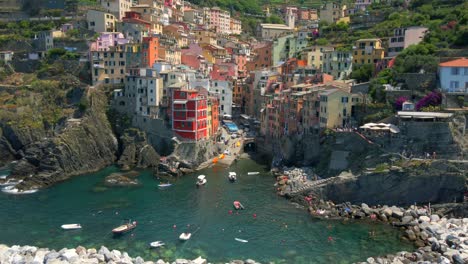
439 58 468 67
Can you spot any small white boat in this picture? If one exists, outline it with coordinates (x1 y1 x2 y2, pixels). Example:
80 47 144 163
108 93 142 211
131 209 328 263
247 172 259 175
196 175 207 187
228 172 237 182
0 174 8 179
179 232 192 241
158 183 172 188
235 238 248 243
61 224 82 230
2 186 38 194
149 241 165 248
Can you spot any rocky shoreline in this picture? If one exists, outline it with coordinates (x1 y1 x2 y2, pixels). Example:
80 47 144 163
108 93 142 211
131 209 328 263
0 245 263 264
274 167 468 264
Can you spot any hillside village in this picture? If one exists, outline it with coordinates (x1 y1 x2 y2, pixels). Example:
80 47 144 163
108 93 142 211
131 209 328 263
0 0 466 167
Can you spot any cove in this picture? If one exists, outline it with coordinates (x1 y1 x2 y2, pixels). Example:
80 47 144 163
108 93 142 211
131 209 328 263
0 158 414 263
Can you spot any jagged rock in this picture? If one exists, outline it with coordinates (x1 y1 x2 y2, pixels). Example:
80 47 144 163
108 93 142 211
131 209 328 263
406 230 417 241
104 173 139 186
175 259 189 264
419 216 431 223
452 254 465 264
117 128 160 170
430 215 440 222
402 216 413 224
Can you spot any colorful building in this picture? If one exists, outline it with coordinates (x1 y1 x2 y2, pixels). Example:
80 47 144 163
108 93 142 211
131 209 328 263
353 38 385 66
320 2 349 24
318 87 362 128
203 7 231 34
322 50 353 80
207 96 220 138
172 89 208 141
141 36 159 68
439 58 468 93
388 27 428 57
100 0 133 20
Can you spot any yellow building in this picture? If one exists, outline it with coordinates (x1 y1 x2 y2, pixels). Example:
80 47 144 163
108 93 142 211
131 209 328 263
302 45 335 70
130 5 163 35
353 38 385 65
193 29 217 45
91 45 127 86
319 87 362 128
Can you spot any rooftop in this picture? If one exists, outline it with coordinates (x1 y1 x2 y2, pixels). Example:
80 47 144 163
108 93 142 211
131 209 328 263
260 24 292 30
439 58 468 67
397 111 453 119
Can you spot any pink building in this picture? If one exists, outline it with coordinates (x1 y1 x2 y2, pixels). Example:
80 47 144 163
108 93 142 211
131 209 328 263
89 32 129 51
203 7 231 34
233 54 247 78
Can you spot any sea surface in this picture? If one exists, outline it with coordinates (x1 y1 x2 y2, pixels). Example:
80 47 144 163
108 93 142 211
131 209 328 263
0 158 414 263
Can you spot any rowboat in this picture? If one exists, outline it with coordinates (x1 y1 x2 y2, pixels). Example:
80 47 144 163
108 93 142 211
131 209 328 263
112 220 137 234
158 183 172 188
2 185 38 194
179 232 192 241
228 172 237 182
149 241 165 248
235 238 248 243
233 201 244 210
61 224 82 230
247 172 259 175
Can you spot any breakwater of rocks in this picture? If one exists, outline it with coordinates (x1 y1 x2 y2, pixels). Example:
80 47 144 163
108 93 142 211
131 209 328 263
0 245 263 264
274 167 468 264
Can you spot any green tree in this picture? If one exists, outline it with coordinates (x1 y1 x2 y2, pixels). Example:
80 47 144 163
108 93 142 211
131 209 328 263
351 64 375 83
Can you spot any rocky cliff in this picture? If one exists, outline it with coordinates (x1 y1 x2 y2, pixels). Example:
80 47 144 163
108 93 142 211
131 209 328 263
307 161 466 206
2 90 119 190
117 128 160 170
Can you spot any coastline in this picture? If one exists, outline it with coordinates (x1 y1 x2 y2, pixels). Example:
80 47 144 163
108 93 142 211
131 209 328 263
0 245 263 264
273 167 468 264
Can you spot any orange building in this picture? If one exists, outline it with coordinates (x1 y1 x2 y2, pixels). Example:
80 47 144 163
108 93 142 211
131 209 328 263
209 96 220 138
246 42 272 71
142 36 159 68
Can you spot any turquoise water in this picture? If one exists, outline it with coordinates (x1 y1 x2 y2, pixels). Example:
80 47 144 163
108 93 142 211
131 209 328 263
0 159 414 263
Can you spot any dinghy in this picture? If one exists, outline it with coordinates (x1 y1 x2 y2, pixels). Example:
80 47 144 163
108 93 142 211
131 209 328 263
235 238 248 243
196 175 207 187
149 241 165 248
228 172 237 182
179 232 192 241
158 183 172 188
247 172 259 175
61 224 82 230
233 201 244 210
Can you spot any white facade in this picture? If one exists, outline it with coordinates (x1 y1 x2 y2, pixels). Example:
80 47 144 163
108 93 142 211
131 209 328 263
388 27 428 57
124 69 163 117
210 80 232 116
439 59 468 93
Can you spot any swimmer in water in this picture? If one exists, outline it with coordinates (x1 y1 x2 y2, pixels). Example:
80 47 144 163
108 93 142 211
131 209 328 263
253 213 257 219
328 236 334 242
173 224 177 229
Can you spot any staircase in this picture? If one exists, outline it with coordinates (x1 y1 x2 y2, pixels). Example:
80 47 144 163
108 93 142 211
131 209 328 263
286 177 336 196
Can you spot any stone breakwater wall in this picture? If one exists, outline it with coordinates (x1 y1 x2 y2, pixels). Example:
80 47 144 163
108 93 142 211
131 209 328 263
0 245 263 264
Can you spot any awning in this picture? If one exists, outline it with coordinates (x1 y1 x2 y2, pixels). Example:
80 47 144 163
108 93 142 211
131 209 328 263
174 100 188 104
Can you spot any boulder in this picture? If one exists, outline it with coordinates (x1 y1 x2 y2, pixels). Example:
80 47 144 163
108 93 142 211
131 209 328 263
75 246 86 256
245 260 256 264
401 216 413 224
135 256 145 264
446 235 461 248
430 215 440 222
175 259 189 264
419 216 431 223
406 230 417 241
366 257 375 263
452 254 465 264
61 249 78 262
191 256 207 264
382 208 393 217
32 249 48 264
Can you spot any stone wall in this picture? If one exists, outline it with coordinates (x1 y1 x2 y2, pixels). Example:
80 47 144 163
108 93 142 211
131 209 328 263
398 73 437 91
132 115 175 156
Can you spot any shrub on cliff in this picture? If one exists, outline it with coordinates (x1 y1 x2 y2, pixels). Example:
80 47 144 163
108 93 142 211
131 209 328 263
394 96 408 111
416 91 442 110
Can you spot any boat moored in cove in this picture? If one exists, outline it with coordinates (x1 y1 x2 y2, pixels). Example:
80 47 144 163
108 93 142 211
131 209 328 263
179 232 191 241
247 172 259 175
149 241 165 248
228 172 237 182
233 201 244 210
61 224 82 230
196 175 207 187
112 220 137 234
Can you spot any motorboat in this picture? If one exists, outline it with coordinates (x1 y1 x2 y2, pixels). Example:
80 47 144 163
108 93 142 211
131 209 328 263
233 201 244 210
179 232 192 241
158 183 172 188
2 185 38 194
112 220 137 234
235 238 248 243
149 241 165 248
61 224 82 230
196 175 207 187
228 172 237 182
247 172 260 175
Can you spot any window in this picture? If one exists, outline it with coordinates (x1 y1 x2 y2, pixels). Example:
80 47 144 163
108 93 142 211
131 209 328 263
464 68 468 75
341 97 348 103
452 67 460 75
450 81 459 89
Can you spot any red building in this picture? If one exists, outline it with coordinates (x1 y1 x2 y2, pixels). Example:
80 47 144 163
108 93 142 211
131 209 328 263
209 96 220 137
142 36 159 68
172 89 208 141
